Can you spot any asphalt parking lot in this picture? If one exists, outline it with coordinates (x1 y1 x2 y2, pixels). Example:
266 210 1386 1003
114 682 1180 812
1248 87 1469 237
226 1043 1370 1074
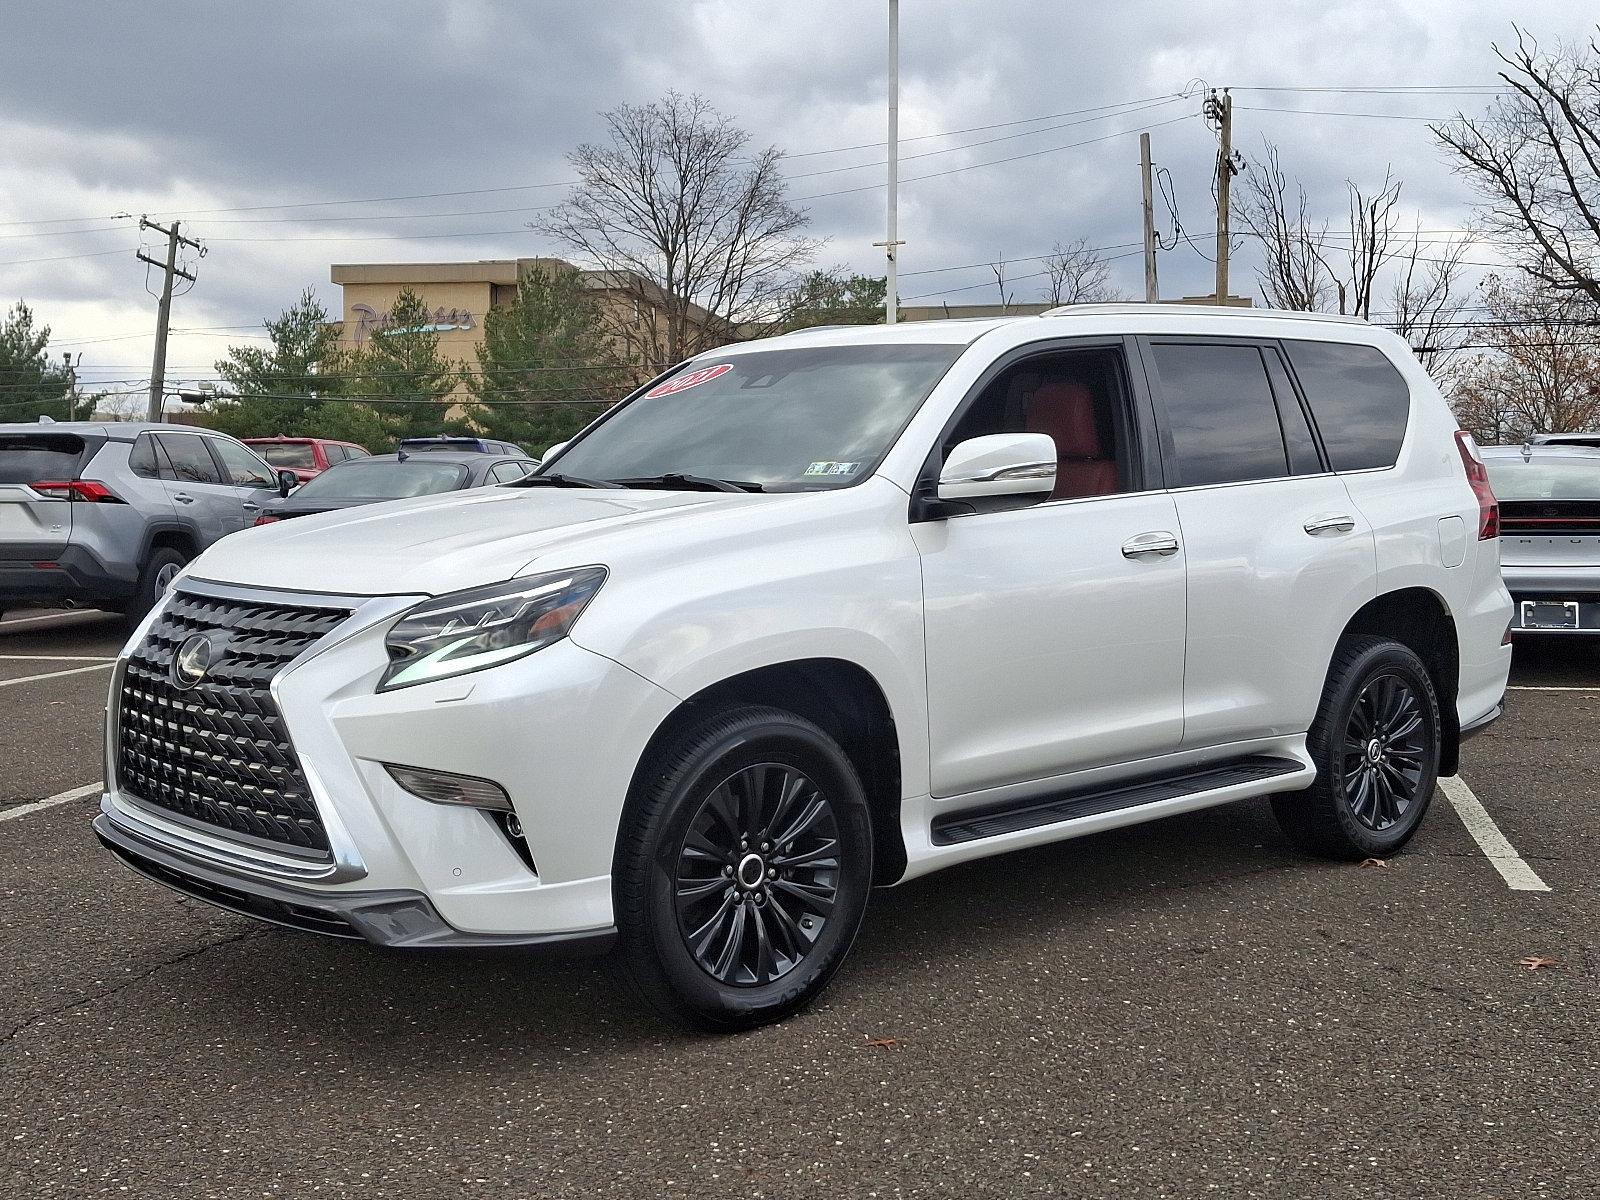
2 610 1596 1199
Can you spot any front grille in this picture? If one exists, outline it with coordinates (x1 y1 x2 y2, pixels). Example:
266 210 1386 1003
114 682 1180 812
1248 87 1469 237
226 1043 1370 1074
115 589 351 856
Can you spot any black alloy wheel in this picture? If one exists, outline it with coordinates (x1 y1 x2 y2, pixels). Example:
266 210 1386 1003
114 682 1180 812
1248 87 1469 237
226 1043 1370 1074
613 705 874 1030
674 763 841 987
1271 635 1440 860
1341 673 1429 831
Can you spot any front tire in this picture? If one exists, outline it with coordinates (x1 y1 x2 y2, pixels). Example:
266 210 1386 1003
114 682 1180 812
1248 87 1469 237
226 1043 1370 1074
1272 636 1441 860
613 705 874 1031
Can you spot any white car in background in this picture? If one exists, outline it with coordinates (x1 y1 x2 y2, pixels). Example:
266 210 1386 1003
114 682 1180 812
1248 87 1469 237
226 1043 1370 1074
95 305 1512 1029
1481 434 1600 636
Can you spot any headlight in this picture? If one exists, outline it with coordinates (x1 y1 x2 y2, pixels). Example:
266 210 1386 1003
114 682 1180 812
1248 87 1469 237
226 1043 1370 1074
380 567 607 691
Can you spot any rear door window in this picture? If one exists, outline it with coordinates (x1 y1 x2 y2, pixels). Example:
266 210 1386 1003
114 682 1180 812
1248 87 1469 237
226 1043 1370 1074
1148 342 1290 487
155 434 223 485
0 433 90 483
1282 341 1410 471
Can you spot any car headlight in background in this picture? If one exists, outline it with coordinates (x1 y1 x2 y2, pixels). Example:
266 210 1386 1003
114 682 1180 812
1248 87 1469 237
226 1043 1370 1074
380 567 607 691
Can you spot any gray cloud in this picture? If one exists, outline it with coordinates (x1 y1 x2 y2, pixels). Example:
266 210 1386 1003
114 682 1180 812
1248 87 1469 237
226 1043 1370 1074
1 0 1595 391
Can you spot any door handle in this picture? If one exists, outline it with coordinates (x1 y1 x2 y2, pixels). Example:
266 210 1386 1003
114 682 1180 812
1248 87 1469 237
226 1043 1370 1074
172 492 195 505
241 501 261 512
1121 531 1180 558
1303 514 1356 535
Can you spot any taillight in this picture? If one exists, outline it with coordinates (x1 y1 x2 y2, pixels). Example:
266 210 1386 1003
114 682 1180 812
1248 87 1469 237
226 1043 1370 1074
253 514 280 527
31 480 122 503
1453 431 1499 540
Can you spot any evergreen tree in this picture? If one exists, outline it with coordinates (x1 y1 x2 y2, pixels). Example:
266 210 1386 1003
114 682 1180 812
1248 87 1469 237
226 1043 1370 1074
0 301 70 422
462 265 624 452
343 289 464 442
209 290 345 439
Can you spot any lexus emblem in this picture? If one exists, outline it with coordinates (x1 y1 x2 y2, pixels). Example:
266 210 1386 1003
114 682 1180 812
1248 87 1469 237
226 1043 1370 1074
172 633 217 689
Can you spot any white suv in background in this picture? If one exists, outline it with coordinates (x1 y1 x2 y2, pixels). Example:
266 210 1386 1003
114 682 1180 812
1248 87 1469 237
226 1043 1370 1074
95 305 1512 1030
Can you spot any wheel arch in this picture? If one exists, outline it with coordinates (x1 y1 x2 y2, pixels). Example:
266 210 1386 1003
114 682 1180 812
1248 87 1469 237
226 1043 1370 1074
140 521 199 563
1333 586 1462 775
621 657 908 885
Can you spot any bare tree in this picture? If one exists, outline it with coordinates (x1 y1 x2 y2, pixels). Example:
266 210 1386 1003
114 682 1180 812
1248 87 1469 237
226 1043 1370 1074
1040 237 1121 305
1338 169 1403 319
1386 226 1473 382
1451 272 1600 441
988 256 1015 311
1237 142 1332 311
1433 26 1600 313
536 92 820 371
1237 141 1403 316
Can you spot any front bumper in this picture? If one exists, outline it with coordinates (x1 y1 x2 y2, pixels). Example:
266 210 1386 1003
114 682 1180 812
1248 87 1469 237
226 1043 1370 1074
96 806 614 953
100 577 680 945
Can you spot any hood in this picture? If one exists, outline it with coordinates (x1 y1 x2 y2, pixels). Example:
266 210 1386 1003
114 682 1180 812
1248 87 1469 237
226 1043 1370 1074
191 485 780 596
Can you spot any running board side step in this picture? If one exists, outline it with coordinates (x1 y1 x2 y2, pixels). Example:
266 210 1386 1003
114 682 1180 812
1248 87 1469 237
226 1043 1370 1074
930 755 1305 846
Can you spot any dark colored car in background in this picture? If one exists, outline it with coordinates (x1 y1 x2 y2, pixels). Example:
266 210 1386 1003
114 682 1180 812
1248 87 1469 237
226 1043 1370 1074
243 436 371 483
253 449 539 524
1482 436 1600 636
398 436 531 456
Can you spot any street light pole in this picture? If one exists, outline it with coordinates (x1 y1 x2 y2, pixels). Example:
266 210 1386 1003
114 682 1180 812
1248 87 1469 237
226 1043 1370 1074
877 0 903 324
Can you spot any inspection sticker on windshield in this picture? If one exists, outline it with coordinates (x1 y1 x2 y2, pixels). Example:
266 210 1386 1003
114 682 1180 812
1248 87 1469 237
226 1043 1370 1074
645 363 733 397
804 461 860 477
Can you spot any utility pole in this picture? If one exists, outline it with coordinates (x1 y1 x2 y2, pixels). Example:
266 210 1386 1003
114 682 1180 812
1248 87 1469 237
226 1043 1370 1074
875 0 904 324
62 351 81 422
1207 89 1236 306
1139 132 1159 303
137 217 202 422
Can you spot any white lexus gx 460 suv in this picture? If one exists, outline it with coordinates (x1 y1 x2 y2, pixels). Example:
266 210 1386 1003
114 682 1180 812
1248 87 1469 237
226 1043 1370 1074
97 305 1511 1029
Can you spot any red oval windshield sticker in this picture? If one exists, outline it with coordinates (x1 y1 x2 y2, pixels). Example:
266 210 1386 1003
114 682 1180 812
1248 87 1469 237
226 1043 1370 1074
644 363 733 398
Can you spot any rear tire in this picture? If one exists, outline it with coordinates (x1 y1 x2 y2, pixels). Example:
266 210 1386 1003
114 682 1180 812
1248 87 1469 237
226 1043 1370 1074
613 705 874 1032
1272 636 1441 860
126 547 188 625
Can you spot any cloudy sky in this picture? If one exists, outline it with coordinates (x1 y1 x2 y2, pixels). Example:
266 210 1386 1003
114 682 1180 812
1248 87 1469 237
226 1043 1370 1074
2 0 1596 398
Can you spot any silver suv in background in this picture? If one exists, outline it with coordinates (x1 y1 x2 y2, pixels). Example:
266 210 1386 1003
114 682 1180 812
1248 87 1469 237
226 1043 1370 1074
1482 436 1600 635
0 423 291 622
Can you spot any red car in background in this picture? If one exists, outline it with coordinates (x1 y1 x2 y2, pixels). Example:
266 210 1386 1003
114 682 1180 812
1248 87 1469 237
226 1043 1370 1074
242 437 370 483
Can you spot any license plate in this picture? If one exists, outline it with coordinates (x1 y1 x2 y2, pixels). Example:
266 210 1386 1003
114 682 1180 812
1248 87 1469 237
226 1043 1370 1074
1521 600 1580 630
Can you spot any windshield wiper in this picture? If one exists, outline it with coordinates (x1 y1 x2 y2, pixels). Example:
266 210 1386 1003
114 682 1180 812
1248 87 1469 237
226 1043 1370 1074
506 473 626 490
611 473 764 493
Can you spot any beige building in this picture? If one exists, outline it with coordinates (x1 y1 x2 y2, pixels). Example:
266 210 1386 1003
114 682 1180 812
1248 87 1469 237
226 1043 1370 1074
330 258 725 401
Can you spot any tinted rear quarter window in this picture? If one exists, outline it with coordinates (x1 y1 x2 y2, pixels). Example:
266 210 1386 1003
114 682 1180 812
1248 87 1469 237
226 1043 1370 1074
1149 343 1289 487
0 433 89 483
1283 340 1410 470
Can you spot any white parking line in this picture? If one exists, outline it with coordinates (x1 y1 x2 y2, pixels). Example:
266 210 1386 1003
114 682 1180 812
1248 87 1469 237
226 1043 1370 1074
0 782 103 824
1507 685 1600 693
0 662 114 689
1439 776 1551 893
0 610 107 629
0 654 116 663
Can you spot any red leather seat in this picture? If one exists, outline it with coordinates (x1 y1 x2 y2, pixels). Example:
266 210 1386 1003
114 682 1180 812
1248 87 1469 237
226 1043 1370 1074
1025 381 1118 500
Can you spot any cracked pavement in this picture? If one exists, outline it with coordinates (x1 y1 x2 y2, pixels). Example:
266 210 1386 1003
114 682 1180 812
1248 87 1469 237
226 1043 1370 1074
2 612 1597 1198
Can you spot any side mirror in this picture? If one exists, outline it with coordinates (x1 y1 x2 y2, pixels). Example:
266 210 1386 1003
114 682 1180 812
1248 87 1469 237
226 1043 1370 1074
937 433 1057 503
277 469 299 497
542 441 568 462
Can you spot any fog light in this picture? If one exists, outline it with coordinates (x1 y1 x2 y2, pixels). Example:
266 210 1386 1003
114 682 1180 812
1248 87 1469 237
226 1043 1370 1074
384 763 512 812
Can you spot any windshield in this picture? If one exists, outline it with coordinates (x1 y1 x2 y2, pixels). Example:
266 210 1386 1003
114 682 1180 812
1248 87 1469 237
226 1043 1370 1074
256 443 317 469
293 458 467 500
548 344 963 490
1484 456 1600 501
